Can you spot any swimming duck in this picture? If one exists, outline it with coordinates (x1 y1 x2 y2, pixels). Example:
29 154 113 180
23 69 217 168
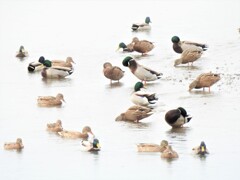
103 62 124 84
165 107 192 128
174 48 203 66
4 138 24 150
192 141 209 156
51 57 75 68
37 93 65 107
28 61 44 72
131 82 158 106
122 56 162 84
117 42 134 52
137 140 168 152
131 37 154 55
38 56 52 67
16 46 28 57
161 145 179 159
58 126 93 139
115 105 153 123
81 138 101 152
171 36 208 54
41 66 73 79
189 72 221 92
46 120 63 133
132 17 151 31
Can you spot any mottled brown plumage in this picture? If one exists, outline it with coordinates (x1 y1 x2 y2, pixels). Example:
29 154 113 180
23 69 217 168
58 126 93 139
4 138 24 150
174 48 203 66
47 120 63 132
103 62 124 84
51 57 75 68
132 37 154 55
161 145 179 159
137 140 168 152
37 93 65 107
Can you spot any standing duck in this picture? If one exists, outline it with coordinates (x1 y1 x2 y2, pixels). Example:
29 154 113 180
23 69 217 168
171 36 208 54
132 17 151 31
46 120 63 133
137 140 168 152
165 107 192 128
103 62 124 84
131 37 154 55
41 66 73 79
37 93 65 107
117 42 134 52
51 57 75 68
174 48 203 66
189 72 221 92
16 46 28 57
131 82 158 106
122 56 162 84
192 141 209 156
58 126 93 139
161 145 179 159
4 138 24 150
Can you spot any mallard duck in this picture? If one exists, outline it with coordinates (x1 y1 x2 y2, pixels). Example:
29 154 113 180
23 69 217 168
38 56 52 67
16 46 28 57
37 93 65 107
131 82 158 106
137 140 168 152
132 17 151 31
28 61 44 72
58 126 93 139
122 56 162 84
131 37 154 55
81 138 101 152
115 105 153 123
171 36 208 54
192 141 209 156
4 138 24 150
51 57 75 68
46 120 63 132
165 107 192 128
41 66 73 79
103 62 124 84
189 72 221 92
117 42 134 52
161 145 179 159
174 48 203 66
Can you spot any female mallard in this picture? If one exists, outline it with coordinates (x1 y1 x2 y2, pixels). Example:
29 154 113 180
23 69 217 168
58 126 93 139
189 72 220 92
37 93 65 107
41 66 73 79
28 61 44 72
51 57 75 68
103 62 124 84
131 82 158 106
165 107 192 128
16 46 28 57
171 36 208 54
115 105 153 123
131 37 154 55
174 48 203 66
117 42 134 52
132 17 151 31
122 56 162 84
4 138 24 150
47 120 63 133
192 141 209 156
161 145 179 159
137 140 168 152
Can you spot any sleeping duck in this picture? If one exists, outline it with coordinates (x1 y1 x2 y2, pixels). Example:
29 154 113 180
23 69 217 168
46 120 63 133
131 37 154 55
189 72 221 92
103 62 124 84
132 17 151 31
174 48 203 66
16 46 28 58
58 126 93 139
37 93 65 107
192 141 209 156
171 36 208 54
122 56 162 84
51 57 75 68
117 42 134 52
165 107 192 128
137 140 168 152
161 145 179 159
131 81 158 106
4 138 24 150
41 66 73 79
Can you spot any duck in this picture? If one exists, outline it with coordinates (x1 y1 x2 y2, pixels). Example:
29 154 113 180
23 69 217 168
192 141 209 156
131 81 158 106
58 126 93 139
28 61 44 72
174 48 203 66
41 66 73 79
103 62 124 84
81 138 101 152
161 145 179 159
117 42 134 52
189 72 221 92
171 36 208 54
16 46 28 57
115 105 153 123
37 93 65 107
38 56 52 67
4 138 24 150
51 57 75 68
46 120 63 133
131 37 154 55
137 140 168 152
122 56 162 84
132 17 151 31
165 107 192 128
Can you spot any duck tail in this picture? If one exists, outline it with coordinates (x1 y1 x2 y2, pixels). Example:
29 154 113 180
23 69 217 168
157 73 163 79
132 24 139 31
201 44 208 51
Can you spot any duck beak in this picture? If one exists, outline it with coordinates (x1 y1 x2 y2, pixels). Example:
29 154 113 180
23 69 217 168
97 143 101 148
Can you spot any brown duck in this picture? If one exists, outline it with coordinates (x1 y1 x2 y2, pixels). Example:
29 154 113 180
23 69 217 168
161 145 179 159
47 120 63 132
4 138 24 150
58 126 93 139
174 48 203 66
132 37 154 55
103 62 124 84
137 140 168 152
37 93 65 107
51 57 75 68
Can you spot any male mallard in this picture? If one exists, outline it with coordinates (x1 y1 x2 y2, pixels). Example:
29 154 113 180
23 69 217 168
115 105 153 123
192 141 209 156
171 36 208 54
51 57 75 68
46 120 63 133
174 48 203 66
132 17 151 31
137 140 168 152
165 107 192 128
122 56 162 84
131 37 154 55
161 145 179 159
37 93 65 107
28 61 44 72
58 126 93 139
16 46 28 57
117 42 134 52
41 66 73 79
4 138 24 150
81 138 101 152
38 56 52 67
131 82 158 106
103 62 124 84
189 72 220 92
